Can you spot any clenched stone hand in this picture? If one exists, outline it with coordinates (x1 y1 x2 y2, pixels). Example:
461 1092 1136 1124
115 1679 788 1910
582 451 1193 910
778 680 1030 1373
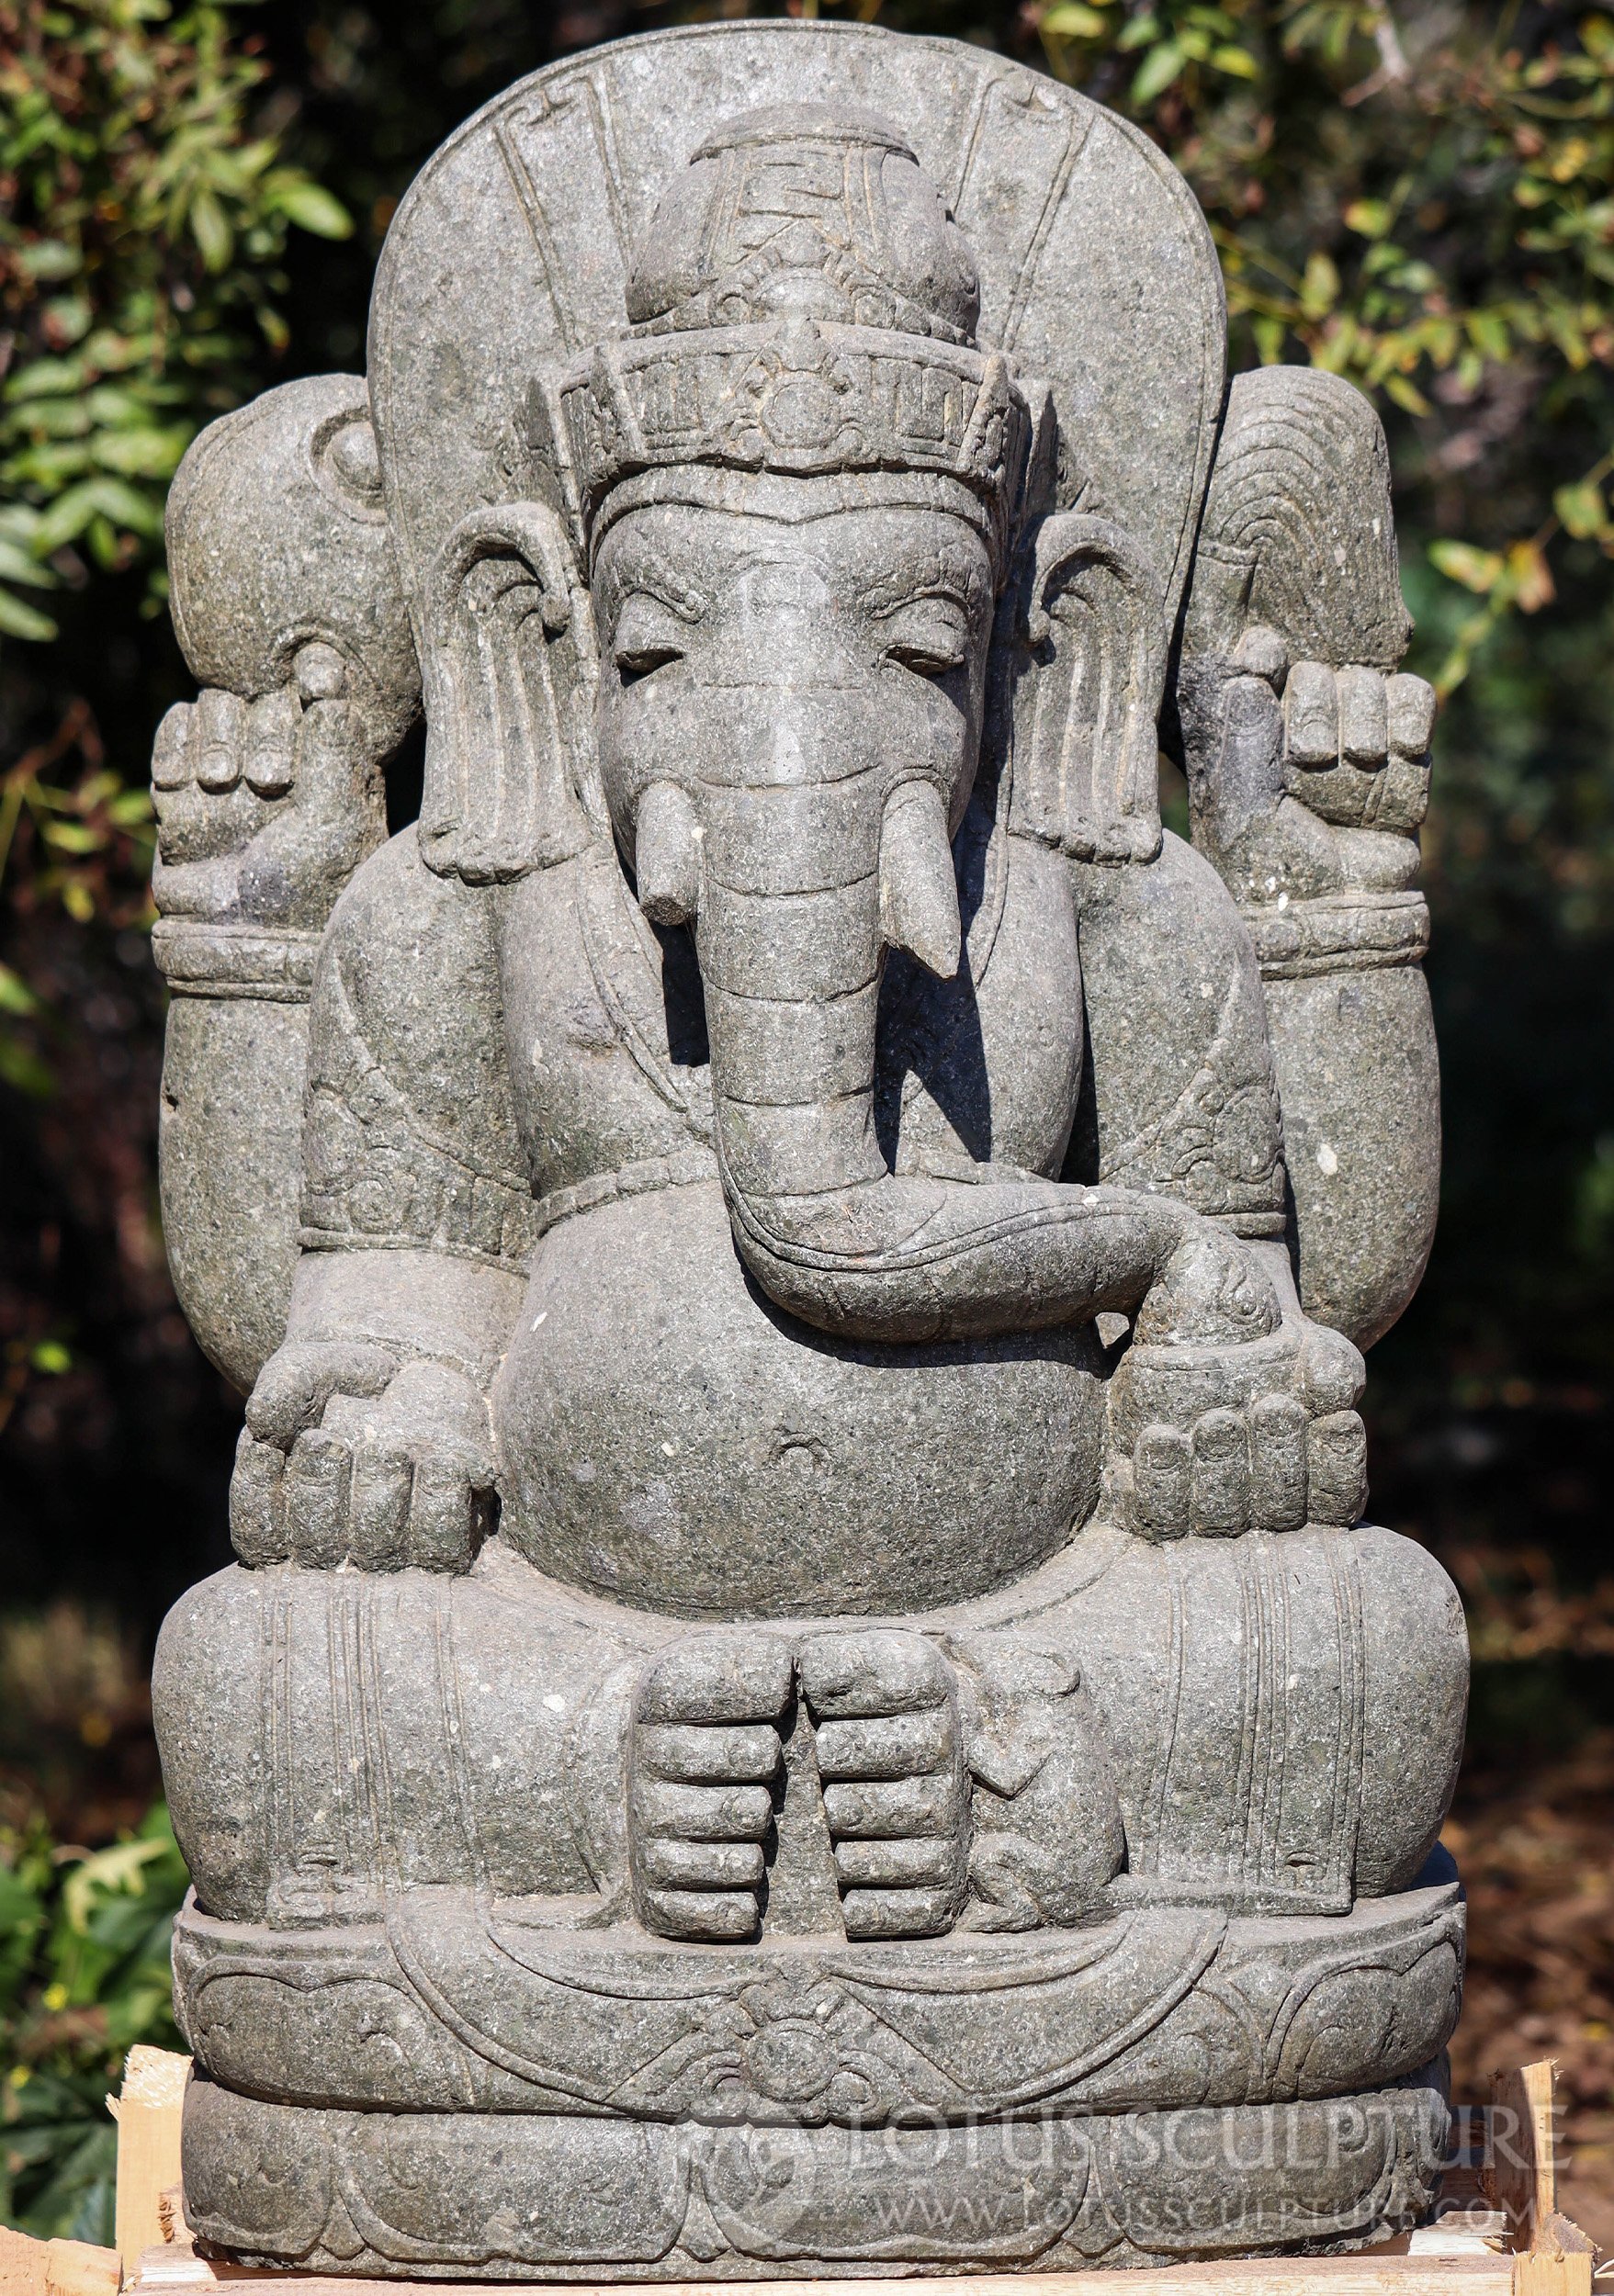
152 643 389 931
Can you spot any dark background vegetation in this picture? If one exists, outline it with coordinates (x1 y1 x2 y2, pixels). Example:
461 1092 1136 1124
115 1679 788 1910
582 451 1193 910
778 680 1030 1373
2 0 1612 2250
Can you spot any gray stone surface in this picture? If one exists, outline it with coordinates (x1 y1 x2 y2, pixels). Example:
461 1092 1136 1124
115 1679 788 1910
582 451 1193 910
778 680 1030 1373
148 18 1464 2275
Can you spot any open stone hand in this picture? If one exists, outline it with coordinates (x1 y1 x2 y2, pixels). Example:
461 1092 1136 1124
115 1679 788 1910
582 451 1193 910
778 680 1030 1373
152 642 389 932
800 1629 968 1940
233 1342 496 1571
629 1635 793 1942
1180 626 1436 906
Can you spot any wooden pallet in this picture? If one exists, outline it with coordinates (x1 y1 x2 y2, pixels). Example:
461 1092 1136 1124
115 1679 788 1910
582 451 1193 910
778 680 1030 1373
0 2053 1597 2296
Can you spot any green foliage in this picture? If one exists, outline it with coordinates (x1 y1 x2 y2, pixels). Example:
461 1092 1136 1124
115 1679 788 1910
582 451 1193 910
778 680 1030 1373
0 0 347 1095
1028 0 1614 692
0 0 353 643
0 1806 187 2244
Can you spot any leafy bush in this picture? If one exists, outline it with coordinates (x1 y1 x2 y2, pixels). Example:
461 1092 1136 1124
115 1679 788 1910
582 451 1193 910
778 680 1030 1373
0 0 352 644
0 1806 188 2244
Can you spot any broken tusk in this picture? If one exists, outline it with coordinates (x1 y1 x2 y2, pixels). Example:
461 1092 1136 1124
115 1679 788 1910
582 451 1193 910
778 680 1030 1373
635 780 703 927
878 781 961 980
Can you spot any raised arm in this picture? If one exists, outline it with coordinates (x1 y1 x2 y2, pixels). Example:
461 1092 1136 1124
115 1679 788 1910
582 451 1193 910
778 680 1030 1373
1177 365 1440 1348
151 376 419 1390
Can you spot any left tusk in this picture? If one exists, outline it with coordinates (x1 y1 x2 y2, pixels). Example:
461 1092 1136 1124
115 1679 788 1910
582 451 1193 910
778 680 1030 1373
635 780 703 927
878 781 960 980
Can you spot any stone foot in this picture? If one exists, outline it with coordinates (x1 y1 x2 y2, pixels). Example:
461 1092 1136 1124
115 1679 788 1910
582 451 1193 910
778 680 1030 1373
630 1632 793 1941
800 1628 967 1940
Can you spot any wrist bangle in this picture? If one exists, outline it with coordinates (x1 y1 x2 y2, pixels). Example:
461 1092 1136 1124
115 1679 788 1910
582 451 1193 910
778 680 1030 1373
152 917 322 1002
1244 891 1429 981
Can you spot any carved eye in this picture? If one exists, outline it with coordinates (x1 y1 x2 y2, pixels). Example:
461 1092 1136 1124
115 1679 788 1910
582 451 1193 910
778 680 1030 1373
882 603 968 679
614 596 686 685
615 640 683 684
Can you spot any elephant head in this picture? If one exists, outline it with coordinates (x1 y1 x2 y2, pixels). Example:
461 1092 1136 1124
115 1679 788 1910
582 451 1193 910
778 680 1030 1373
416 105 1263 1353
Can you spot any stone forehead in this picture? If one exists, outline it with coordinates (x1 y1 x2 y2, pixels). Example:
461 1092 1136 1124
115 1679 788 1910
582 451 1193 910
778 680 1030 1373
586 464 999 563
366 20 1230 627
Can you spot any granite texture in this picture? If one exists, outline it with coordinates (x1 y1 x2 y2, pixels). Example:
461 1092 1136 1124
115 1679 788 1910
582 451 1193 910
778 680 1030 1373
149 19 1464 2275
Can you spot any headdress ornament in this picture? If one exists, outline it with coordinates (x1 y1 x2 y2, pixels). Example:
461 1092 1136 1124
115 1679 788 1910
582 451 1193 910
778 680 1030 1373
528 106 1033 564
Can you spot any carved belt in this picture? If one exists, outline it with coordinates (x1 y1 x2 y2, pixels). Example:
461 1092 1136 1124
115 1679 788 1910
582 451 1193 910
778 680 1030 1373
532 1145 720 1239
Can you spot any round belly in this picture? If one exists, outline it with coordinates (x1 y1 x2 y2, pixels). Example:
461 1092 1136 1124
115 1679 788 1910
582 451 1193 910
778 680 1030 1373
493 1179 1104 1618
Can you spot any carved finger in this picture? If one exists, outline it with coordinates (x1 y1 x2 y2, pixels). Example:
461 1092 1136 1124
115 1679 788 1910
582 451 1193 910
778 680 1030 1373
1337 666 1389 767
799 1629 950 1719
632 1782 773 1841
152 702 195 791
1232 624 1288 685
293 640 348 703
1283 660 1339 769
841 1885 957 1940
243 686 301 798
408 1450 479 1571
1282 757 1371 829
1247 1392 1309 1532
821 1774 957 1839
638 1636 793 1725
292 695 378 816
640 1886 758 1942
1133 1423 1191 1541
1373 753 1431 835
1387 671 1438 757
833 1836 958 1889
245 1341 399 1449
194 688 247 793
638 1838 765 1892
284 1429 352 1567
1297 1322 1367 1416
636 1723 782 1785
1185 672 1287 874
814 1708 954 1782
346 1442 412 1570
1306 1410 1369 1525
1190 1407 1250 1538
230 1428 287 1566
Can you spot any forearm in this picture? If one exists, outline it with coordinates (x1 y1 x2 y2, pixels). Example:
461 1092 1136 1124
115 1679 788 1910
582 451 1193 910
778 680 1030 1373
1179 658 1440 1348
155 918 322 1393
1247 894 1439 1349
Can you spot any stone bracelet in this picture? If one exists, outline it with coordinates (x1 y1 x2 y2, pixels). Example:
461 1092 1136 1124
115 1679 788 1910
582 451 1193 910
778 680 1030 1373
151 917 322 1002
1242 889 1430 981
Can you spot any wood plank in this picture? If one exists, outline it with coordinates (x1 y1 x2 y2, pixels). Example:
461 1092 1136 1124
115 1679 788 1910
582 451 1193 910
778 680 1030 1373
130 2255 1517 2296
41 2245 119 2296
110 2047 191 2289
0 2228 46 2296
1510 2212 1596 2296
1484 2063 1558 2249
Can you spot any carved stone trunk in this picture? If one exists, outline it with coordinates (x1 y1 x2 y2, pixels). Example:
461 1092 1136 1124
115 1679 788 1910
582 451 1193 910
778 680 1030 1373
148 18 1464 2278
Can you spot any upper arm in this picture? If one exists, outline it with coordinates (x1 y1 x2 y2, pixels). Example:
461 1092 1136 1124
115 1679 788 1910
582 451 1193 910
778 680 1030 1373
1073 831 1288 1240
300 832 538 1278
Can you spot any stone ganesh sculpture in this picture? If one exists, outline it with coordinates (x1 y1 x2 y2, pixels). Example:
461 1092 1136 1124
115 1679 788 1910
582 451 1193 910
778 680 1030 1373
149 23 1467 2279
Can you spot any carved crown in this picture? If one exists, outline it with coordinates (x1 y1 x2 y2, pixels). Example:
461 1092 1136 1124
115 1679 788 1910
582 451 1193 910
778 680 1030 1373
528 107 1033 558
369 21 1225 629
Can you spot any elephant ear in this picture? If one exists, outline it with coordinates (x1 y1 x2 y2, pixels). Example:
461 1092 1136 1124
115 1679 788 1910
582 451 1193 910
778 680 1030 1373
419 502 603 884
997 512 1168 865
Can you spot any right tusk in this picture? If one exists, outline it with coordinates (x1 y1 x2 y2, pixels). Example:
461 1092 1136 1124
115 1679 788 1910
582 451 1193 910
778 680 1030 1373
878 781 960 979
636 780 703 927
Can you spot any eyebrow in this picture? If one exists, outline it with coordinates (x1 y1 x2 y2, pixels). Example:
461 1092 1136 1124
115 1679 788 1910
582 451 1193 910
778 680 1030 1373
858 548 988 619
597 547 708 625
